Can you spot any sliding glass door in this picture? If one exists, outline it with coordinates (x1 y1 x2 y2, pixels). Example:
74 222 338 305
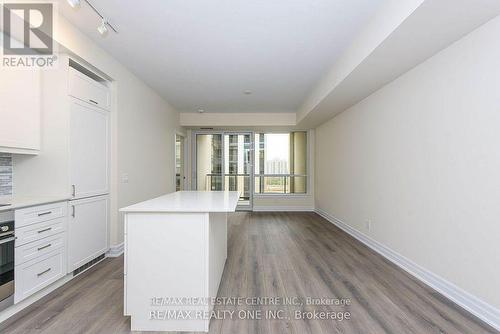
223 133 252 209
196 133 223 191
195 132 253 210
175 134 186 191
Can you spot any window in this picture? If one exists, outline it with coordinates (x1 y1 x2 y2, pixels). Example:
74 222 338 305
254 131 307 194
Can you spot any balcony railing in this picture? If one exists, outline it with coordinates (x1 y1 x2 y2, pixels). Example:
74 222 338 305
255 174 307 194
205 174 307 194
176 173 181 191
205 174 250 199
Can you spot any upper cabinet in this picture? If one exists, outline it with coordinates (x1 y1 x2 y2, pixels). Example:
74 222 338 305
0 69 41 154
68 67 111 111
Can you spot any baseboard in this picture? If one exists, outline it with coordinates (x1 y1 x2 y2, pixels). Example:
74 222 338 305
253 206 314 212
315 208 500 332
106 242 124 257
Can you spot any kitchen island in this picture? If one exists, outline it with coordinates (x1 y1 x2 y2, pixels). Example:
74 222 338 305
120 191 239 332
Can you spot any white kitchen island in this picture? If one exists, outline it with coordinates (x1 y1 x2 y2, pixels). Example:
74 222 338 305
120 191 239 332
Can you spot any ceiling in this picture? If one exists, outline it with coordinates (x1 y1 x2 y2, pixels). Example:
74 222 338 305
57 0 384 113
297 0 500 127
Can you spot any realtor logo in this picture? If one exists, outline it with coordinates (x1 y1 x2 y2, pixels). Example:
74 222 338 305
1 1 57 68
2 2 53 54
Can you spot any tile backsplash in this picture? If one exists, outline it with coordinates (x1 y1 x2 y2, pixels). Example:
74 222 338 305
0 153 13 196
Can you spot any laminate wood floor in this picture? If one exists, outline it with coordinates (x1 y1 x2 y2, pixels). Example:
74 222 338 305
2 212 497 334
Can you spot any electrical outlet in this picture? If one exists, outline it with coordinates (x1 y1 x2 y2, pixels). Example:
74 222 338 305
121 173 129 183
365 220 372 232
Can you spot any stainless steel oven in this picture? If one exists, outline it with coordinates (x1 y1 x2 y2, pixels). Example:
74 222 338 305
0 211 14 311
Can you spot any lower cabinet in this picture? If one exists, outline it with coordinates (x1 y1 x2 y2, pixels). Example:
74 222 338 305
15 233 66 265
68 195 109 272
14 249 66 303
14 201 68 304
13 197 109 304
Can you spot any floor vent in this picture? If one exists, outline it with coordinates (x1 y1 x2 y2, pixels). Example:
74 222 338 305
73 254 105 276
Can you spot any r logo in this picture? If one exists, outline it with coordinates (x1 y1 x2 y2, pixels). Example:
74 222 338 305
2 3 53 55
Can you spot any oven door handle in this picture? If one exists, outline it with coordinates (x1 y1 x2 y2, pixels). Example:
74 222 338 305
0 236 15 245
0 231 14 238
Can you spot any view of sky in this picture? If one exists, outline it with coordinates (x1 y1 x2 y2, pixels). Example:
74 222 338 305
264 133 289 161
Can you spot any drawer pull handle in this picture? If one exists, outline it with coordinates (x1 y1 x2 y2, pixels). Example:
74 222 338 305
72 185 76 197
38 211 52 217
37 268 51 277
89 99 98 105
38 228 52 234
37 243 52 251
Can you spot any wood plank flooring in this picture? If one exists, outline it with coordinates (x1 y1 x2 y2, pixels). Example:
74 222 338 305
2 212 497 334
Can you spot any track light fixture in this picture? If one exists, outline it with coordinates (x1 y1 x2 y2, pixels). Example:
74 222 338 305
97 19 109 36
67 0 118 36
67 0 81 8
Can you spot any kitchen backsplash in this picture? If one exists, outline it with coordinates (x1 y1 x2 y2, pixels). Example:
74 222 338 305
0 153 13 196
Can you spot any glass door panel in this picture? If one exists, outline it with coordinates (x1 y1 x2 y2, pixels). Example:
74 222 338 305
224 133 252 209
195 132 253 210
175 134 185 191
196 134 223 191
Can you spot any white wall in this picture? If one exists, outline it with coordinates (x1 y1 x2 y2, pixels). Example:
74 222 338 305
181 112 296 127
316 14 500 310
115 77 179 242
13 14 180 247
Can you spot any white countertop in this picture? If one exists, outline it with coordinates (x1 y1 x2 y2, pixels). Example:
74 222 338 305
0 196 71 212
120 191 240 213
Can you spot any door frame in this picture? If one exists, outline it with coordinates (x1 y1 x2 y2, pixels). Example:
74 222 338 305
192 130 254 211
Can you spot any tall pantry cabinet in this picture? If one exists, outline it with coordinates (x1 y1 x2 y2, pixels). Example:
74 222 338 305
10 55 112 274
67 65 110 272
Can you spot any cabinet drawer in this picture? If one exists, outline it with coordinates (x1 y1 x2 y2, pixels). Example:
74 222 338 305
15 249 66 303
68 68 110 110
16 217 66 246
15 233 66 265
15 202 67 228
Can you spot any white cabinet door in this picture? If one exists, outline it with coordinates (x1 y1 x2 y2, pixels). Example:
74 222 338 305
68 68 111 111
68 196 109 272
0 68 41 154
70 99 109 198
